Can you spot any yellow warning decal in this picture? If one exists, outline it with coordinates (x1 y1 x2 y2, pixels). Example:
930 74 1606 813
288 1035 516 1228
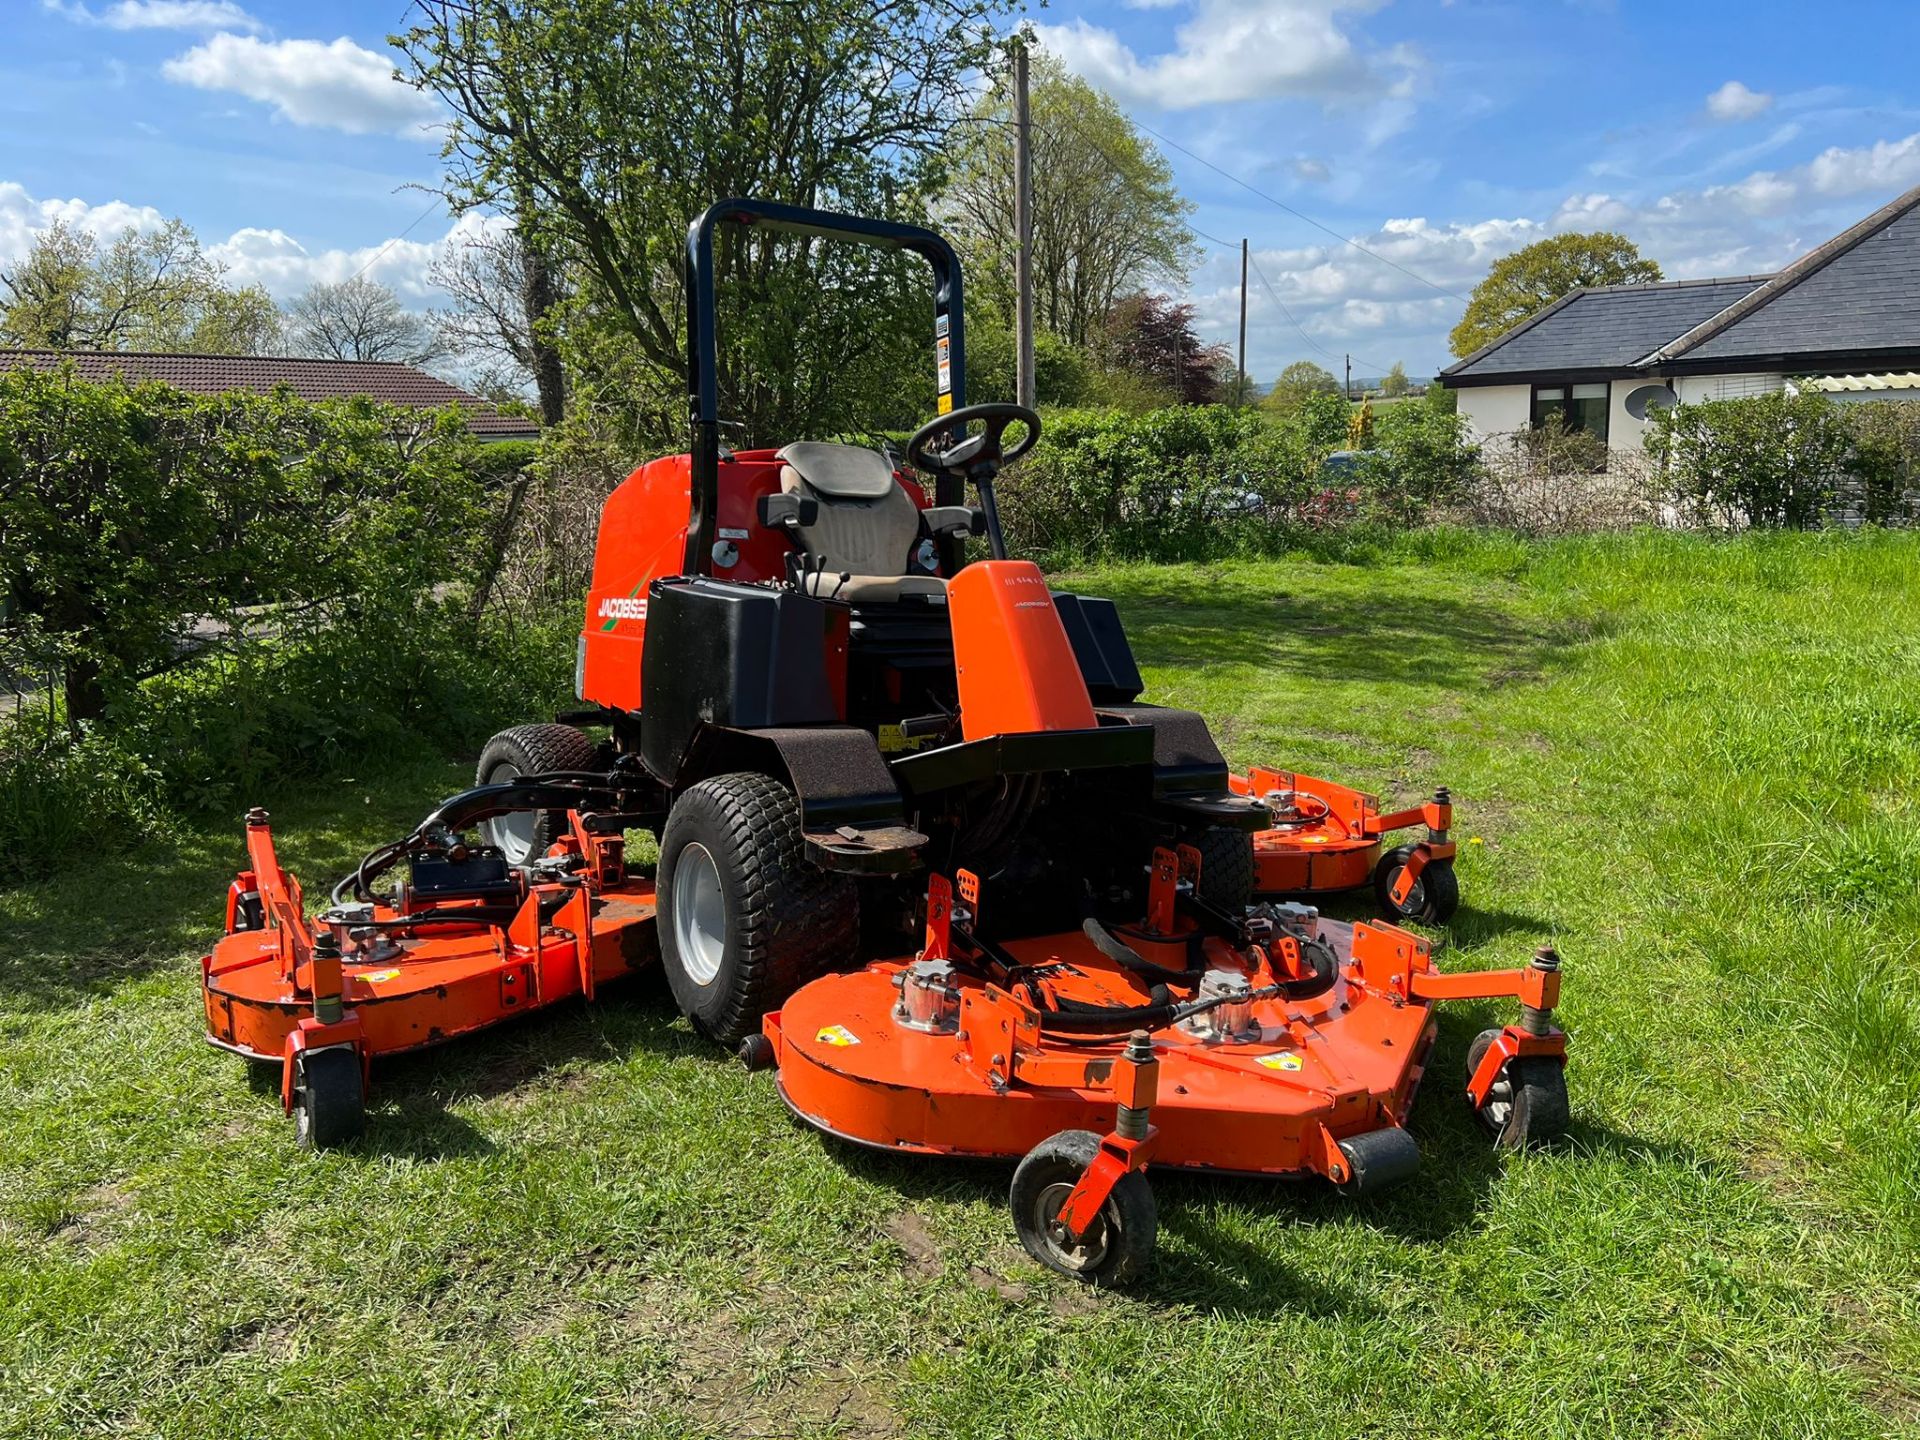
1257 1052 1304 1072
816 1024 860 1047
936 392 953 415
877 723 927 754
359 968 402 985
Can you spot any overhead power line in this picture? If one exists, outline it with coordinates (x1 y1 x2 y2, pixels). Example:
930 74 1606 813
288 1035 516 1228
1127 116 1468 304
348 196 445 283
1029 112 1392 377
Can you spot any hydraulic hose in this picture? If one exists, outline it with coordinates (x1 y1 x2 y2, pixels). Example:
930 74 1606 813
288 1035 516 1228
331 770 624 905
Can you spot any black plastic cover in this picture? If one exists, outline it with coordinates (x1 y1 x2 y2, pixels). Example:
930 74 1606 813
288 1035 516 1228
640 578 840 782
1054 593 1145 703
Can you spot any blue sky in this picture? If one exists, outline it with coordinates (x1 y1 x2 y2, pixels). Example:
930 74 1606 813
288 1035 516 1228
3 0 1918 380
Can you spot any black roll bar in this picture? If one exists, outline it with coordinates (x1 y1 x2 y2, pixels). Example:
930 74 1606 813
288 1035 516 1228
682 197 968 575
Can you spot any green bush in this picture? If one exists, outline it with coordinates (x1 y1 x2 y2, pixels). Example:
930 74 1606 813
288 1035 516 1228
0 368 574 874
1644 389 1853 529
1000 398 1483 562
0 725 169 878
1843 400 1920 525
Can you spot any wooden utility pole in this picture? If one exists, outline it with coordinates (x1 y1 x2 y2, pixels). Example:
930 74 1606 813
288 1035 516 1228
1236 238 1248 409
1013 38 1035 410
1345 354 1352 400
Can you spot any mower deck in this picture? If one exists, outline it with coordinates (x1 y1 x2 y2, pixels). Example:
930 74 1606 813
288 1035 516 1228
202 886 659 1063
769 917 1441 1179
1231 766 1460 921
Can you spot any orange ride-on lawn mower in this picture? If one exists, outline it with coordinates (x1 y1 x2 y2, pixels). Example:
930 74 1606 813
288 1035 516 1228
200 198 1569 1281
1232 766 1462 924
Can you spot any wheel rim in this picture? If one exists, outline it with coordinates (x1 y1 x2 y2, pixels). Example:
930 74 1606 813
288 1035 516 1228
480 761 539 864
1481 1072 1515 1133
672 842 728 987
1030 1179 1111 1273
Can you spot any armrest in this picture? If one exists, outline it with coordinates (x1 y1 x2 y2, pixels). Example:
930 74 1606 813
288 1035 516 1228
921 504 984 538
757 492 819 531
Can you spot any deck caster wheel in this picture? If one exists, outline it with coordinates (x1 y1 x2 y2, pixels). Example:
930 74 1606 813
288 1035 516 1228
1466 1028 1569 1149
738 1033 775 1071
1374 846 1459 924
1010 1130 1156 1286
293 1047 365 1150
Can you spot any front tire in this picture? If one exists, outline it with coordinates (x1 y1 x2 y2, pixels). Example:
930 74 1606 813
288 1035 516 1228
474 724 600 864
657 772 857 1047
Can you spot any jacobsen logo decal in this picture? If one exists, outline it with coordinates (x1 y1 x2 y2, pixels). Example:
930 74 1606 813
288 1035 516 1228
597 597 648 623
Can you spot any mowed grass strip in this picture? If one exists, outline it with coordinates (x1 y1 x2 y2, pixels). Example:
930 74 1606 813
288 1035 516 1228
1 530 1915 1439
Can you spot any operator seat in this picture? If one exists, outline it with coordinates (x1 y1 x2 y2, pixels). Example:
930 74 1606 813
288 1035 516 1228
777 441 949 603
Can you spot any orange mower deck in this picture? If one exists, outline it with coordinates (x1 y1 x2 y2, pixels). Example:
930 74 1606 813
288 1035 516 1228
200 806 658 1144
1231 767 1461 923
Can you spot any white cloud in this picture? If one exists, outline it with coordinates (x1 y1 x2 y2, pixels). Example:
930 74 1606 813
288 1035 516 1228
208 211 509 301
162 35 439 136
0 181 168 265
1035 0 1413 110
1706 81 1773 123
1289 156 1331 183
43 0 263 32
0 180 505 314
1806 132 1920 197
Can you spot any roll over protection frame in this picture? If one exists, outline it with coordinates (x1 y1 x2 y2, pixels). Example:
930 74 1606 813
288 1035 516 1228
683 197 969 575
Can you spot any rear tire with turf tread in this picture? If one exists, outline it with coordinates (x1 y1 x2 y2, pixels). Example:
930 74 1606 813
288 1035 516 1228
474 724 601 864
658 772 857 1048
1192 825 1255 913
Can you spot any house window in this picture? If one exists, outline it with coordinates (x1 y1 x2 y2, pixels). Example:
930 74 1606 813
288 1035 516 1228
1532 383 1610 443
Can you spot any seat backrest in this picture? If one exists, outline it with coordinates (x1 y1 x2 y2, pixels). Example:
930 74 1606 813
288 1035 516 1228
778 442 922 578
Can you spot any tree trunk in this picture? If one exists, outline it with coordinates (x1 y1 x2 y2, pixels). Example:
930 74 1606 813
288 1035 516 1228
521 237 566 429
63 653 105 728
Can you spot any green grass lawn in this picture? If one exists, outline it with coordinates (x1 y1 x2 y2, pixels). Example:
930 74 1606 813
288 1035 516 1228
3 529 1917 1439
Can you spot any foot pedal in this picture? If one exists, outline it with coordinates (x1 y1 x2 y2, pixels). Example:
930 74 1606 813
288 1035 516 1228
803 823 927 874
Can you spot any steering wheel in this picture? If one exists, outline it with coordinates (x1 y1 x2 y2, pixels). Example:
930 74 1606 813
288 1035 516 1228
906 402 1041 477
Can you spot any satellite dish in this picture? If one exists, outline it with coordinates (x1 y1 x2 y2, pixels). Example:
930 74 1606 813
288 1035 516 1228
1624 384 1678 421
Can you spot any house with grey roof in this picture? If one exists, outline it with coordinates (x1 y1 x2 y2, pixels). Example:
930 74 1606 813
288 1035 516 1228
0 349 540 442
1440 184 1920 452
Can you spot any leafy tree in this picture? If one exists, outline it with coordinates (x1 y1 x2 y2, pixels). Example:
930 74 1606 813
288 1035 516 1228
1100 293 1229 406
1262 359 1340 414
0 218 281 354
284 277 444 366
393 0 1012 445
1449 232 1662 358
946 50 1193 348
1424 379 1459 414
1381 361 1409 398
430 221 568 424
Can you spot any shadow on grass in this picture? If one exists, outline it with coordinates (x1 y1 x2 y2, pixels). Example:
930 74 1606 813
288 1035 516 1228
1111 580 1584 694
0 759 468 1012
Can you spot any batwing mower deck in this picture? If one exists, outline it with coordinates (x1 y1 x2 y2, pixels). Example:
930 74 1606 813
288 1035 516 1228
1234 766 1463 924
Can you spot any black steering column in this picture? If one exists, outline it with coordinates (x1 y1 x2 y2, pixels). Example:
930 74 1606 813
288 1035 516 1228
905 402 1041 561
